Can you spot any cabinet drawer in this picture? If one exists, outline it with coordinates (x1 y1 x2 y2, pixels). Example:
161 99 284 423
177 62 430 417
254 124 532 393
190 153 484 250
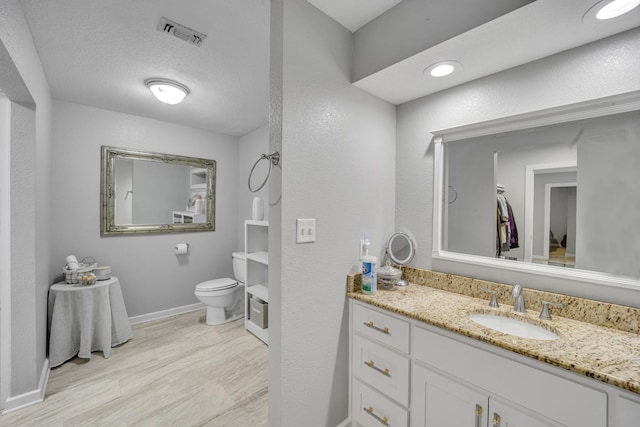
353 302 410 353
353 334 410 406
353 379 408 427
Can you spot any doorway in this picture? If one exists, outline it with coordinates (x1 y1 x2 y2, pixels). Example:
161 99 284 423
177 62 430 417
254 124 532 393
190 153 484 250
543 183 577 266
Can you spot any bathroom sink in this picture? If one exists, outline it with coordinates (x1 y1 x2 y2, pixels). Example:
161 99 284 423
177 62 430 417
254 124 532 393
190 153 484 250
469 313 559 340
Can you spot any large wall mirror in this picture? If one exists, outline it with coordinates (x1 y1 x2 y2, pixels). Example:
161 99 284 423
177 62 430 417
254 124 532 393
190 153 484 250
101 146 216 235
432 92 640 289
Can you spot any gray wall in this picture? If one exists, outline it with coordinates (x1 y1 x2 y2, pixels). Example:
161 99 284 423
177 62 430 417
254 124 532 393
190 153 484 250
577 111 640 278
396 28 640 305
446 139 494 257
352 0 533 81
0 0 52 404
270 1 396 424
237 124 269 250
50 100 239 317
131 161 189 224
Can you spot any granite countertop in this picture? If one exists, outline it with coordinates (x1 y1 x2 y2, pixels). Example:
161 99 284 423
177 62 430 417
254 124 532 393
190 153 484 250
347 278 640 395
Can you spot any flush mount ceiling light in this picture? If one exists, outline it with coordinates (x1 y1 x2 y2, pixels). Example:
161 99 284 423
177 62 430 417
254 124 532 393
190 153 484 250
145 78 190 104
424 60 461 78
584 0 640 21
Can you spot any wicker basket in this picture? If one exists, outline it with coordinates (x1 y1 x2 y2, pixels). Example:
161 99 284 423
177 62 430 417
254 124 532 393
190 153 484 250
63 256 97 284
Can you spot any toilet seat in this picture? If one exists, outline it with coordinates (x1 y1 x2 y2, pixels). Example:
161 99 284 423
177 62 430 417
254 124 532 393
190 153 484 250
196 278 238 292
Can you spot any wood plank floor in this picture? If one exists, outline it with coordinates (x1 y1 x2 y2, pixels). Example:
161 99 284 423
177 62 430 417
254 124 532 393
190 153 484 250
1 310 268 426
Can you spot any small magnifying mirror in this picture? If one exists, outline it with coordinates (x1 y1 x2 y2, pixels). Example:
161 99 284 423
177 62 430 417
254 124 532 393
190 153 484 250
386 232 417 286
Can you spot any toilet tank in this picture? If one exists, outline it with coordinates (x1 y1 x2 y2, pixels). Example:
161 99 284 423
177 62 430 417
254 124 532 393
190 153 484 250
232 251 246 283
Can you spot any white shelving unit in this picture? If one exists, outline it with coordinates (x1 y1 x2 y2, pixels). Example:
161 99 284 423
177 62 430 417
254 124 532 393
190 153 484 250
172 211 206 224
244 220 269 344
190 167 207 189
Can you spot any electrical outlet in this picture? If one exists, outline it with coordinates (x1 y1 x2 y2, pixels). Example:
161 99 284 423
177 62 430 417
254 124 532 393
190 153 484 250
296 218 316 243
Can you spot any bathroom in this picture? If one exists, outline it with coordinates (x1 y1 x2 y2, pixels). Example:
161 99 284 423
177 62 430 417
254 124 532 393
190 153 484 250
2 0 640 425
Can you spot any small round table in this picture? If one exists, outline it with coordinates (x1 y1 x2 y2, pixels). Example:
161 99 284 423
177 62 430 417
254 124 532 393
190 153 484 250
48 276 132 368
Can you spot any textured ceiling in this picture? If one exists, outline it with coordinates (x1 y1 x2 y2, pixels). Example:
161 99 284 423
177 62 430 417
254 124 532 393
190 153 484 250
20 0 270 137
19 0 640 136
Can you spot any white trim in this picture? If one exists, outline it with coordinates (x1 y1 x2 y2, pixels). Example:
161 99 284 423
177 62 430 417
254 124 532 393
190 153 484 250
128 302 204 325
432 250 640 290
432 90 640 141
431 136 445 259
2 358 49 414
336 418 351 427
431 91 640 292
0 95 11 410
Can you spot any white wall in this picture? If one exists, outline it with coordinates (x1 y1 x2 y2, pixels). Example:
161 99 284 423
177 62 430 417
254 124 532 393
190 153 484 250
237 124 269 250
352 0 533 81
577 110 640 278
131 161 189 224
270 1 396 424
50 100 239 317
396 28 640 305
0 0 52 406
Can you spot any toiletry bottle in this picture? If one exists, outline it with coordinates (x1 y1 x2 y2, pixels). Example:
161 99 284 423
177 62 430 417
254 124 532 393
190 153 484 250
361 255 378 294
360 232 370 260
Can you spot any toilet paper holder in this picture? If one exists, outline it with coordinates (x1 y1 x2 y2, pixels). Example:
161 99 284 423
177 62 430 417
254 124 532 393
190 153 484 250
175 243 190 255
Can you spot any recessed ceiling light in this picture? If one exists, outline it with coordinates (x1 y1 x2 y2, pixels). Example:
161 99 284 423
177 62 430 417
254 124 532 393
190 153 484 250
424 61 461 78
584 0 640 21
145 78 190 104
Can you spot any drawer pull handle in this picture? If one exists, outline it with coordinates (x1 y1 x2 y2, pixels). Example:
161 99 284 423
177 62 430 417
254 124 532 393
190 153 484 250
365 360 391 377
475 404 483 427
364 321 390 334
364 406 389 426
493 413 501 427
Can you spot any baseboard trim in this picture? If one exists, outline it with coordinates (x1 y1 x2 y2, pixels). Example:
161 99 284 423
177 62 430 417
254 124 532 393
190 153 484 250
128 302 205 325
336 418 351 427
2 358 49 414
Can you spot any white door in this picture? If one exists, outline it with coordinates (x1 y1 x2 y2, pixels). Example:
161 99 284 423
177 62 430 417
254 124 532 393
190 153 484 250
412 363 489 427
488 396 565 427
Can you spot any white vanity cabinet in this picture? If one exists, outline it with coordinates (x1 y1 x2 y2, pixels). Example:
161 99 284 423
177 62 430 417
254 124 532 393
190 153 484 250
244 220 268 344
348 300 623 427
412 326 606 427
351 303 411 426
412 364 564 427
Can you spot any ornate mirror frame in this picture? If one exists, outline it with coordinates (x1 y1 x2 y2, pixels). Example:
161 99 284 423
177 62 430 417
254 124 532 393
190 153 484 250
100 146 216 235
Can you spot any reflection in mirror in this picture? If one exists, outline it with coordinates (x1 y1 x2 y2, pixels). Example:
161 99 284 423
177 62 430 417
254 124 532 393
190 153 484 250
441 108 640 280
101 146 216 235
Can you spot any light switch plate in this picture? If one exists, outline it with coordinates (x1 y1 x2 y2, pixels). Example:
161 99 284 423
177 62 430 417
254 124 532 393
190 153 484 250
296 218 316 243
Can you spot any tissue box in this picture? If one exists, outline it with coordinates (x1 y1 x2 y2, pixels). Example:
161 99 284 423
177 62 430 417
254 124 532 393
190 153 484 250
249 296 268 329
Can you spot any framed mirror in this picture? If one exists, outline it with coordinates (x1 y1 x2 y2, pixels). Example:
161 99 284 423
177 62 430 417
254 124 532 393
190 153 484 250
101 146 216 235
432 91 640 289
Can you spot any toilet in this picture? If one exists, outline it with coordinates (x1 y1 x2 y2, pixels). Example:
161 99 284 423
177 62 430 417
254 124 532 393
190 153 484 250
194 251 246 325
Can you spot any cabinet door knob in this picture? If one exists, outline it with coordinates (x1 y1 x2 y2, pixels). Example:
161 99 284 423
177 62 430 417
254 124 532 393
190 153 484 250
493 413 501 427
475 404 483 427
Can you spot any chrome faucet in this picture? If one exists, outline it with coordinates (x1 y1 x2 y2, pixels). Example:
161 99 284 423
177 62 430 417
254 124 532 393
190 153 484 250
512 284 526 313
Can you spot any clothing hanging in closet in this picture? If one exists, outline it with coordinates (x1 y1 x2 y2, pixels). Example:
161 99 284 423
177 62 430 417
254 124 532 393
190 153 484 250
496 192 519 256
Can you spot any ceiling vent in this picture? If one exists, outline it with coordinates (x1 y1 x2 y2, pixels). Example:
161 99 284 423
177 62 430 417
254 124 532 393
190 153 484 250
157 17 207 47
